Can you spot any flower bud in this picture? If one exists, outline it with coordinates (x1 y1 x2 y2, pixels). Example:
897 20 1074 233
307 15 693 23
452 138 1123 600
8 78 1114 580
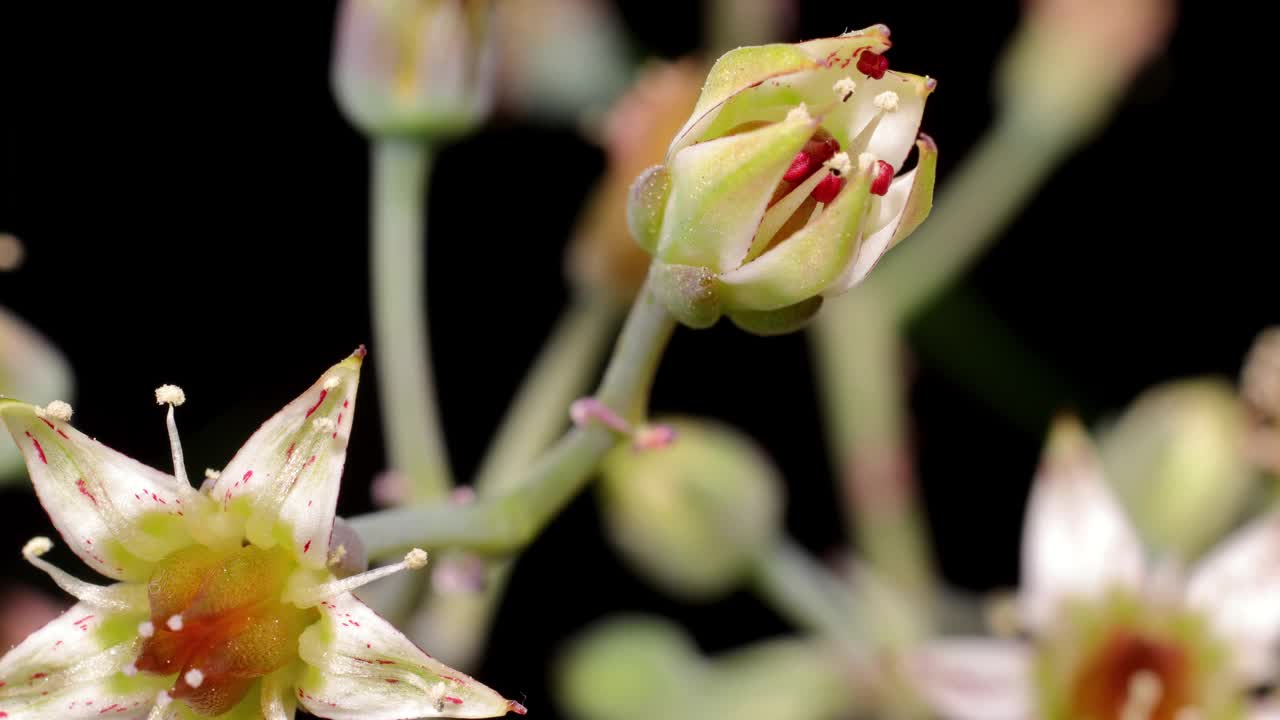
630 27 937 332
0 307 73 484
555 615 703 720
568 60 705 300
332 0 496 138
598 417 783 599
1100 379 1254 559
997 0 1175 140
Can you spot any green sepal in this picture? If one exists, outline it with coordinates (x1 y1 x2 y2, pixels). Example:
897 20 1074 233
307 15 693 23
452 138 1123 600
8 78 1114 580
657 112 817 271
627 164 670 254
727 296 824 336
649 261 722 330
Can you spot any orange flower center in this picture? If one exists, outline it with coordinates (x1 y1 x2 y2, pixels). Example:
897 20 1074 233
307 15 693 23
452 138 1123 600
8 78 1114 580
1069 628 1191 720
134 544 316 716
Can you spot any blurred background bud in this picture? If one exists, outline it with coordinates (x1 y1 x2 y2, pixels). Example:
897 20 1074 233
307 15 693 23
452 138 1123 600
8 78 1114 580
998 0 1176 140
0 586 67 650
1100 379 1255 558
557 614 855 720
567 60 704 300
0 233 24 271
704 0 797 56
494 0 631 124
333 0 496 138
1242 327 1280 423
0 307 74 484
555 615 703 720
598 417 783 600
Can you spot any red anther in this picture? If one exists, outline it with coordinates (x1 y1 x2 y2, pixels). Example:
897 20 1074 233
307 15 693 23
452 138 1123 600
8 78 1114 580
811 174 845 203
857 51 889 80
871 161 894 196
782 152 814 182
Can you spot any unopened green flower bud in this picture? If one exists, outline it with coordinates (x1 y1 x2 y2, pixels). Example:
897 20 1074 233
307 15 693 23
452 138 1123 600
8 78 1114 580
333 0 496 138
630 27 937 332
598 417 783 599
1101 379 1255 559
689 638 856 720
555 615 703 720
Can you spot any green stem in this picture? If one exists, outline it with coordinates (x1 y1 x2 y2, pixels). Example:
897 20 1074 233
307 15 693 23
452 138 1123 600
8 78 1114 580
410 294 624 668
811 291 935 598
751 539 867 652
350 270 676 557
372 138 453 501
866 115 1068 322
474 295 625 494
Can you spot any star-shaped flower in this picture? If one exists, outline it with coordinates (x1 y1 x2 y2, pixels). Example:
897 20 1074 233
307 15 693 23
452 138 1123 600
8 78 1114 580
0 348 526 719
910 417 1280 720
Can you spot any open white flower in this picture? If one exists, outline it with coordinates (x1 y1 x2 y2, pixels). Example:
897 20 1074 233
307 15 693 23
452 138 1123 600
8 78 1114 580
911 417 1280 720
0 348 526 719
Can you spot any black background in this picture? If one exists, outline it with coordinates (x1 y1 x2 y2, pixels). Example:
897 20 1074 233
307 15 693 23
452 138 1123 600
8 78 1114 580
0 1 1272 717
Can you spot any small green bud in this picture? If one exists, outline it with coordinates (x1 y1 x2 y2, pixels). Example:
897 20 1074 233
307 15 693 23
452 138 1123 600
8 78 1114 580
332 0 495 138
1101 379 1255 559
598 417 783 599
555 615 704 720
629 28 938 330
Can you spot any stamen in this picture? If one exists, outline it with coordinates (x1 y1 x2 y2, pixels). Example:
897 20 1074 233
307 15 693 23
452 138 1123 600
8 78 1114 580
753 165 831 253
21 537 143 611
284 547 431 607
873 91 900 112
785 103 812 124
856 51 889 79
871 161 895 196
811 175 844 203
825 152 853 177
39 400 74 422
328 544 348 567
833 77 857 102
154 385 186 407
156 385 190 488
184 668 205 688
138 620 156 638
166 614 184 632
204 468 221 481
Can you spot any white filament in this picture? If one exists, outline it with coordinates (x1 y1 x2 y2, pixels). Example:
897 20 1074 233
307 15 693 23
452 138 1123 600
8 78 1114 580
21 537 143 612
285 548 430 608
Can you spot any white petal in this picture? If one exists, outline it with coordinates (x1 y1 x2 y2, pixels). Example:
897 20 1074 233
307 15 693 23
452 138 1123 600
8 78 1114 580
0 400 195 581
207 349 364 568
1020 417 1145 632
0 603 159 719
1186 511 1280 681
261 668 298 720
296 593 521 719
906 638 1034 720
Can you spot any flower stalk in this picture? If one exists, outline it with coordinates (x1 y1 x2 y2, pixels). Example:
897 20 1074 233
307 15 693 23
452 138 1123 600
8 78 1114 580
372 138 454 502
350 269 676 558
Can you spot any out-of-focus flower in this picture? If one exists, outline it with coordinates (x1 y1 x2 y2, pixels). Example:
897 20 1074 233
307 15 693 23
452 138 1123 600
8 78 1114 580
1101 380 1255 559
0 349 525 719
493 0 630 123
597 417 782 600
1242 327 1280 423
333 0 496 138
911 417 1280 720
629 26 936 333
0 307 73 484
998 0 1176 139
567 60 705 300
